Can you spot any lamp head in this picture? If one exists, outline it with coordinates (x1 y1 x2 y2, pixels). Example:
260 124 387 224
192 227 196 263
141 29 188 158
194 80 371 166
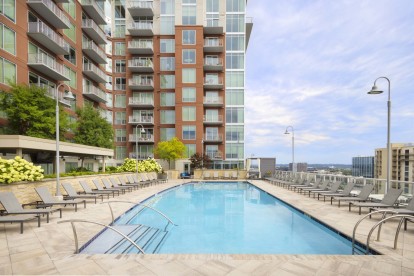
63 91 75 101
140 128 146 133
367 85 383 95
284 130 290 135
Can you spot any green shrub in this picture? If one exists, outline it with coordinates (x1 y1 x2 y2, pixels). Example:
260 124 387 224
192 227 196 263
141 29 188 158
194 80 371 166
0 156 44 184
117 158 162 173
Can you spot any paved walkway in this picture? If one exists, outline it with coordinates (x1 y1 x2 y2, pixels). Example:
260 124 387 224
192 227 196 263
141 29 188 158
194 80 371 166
0 179 413 275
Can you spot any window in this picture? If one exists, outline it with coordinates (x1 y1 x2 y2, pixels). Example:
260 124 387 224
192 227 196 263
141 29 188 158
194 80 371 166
115 1 125 18
160 75 175 88
182 49 196 64
63 22 76 42
226 34 244 51
115 111 126 125
160 92 175 106
226 125 244 141
206 0 219 12
226 14 245 33
161 0 174 14
225 143 244 159
226 107 244 123
69 93 77 110
184 144 196 158
182 68 196 83
182 87 196 102
226 89 244 105
160 57 175 71
160 39 175 53
182 1 196 25
160 128 176 141
182 125 196 140
106 93 113 108
115 42 126 55
0 57 15 85
226 53 244 69
182 30 196 45
64 66 77 89
182 106 196 121
116 146 127 160
114 19 125 38
115 129 127 142
64 47 76 65
0 23 15 55
160 16 175 35
160 110 175 124
63 0 76 19
226 0 245 12
0 0 15 22
115 94 126 108
115 60 126 73
115 77 126 90
226 71 244 87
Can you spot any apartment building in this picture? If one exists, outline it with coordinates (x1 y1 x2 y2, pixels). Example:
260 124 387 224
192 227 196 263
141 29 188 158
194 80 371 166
0 0 252 172
352 156 374 178
375 143 414 182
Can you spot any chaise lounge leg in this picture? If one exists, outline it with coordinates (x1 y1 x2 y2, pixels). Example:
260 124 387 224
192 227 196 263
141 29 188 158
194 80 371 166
20 222 23 234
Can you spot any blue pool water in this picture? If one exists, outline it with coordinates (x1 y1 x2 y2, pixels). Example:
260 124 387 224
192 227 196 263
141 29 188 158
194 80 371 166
82 182 369 255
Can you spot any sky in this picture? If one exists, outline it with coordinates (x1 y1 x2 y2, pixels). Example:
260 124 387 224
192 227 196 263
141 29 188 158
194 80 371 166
244 0 414 164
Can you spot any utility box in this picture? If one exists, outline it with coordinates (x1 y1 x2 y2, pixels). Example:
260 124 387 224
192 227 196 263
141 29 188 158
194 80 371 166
246 158 276 179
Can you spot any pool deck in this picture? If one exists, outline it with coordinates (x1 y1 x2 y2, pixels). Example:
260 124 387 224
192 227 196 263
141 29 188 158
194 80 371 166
0 179 413 275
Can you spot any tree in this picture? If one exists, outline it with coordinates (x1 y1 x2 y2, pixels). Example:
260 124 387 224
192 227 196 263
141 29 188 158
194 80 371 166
73 104 114 149
0 84 70 139
189 153 211 169
154 137 185 169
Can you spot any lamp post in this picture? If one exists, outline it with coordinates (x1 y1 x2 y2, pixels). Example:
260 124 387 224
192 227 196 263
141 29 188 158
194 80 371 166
135 124 145 175
284 126 295 172
367 77 391 193
55 83 75 197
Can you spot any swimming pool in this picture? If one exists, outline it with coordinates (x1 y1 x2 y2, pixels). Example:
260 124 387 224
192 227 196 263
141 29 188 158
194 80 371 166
81 182 373 255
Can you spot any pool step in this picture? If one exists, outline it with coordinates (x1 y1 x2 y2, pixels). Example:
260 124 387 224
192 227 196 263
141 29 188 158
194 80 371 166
80 224 168 254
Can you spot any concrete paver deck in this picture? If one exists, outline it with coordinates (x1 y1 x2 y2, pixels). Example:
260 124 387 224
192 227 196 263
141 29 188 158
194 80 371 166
1 179 413 275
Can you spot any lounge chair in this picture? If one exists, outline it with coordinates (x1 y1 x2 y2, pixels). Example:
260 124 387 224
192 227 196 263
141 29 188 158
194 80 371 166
102 178 131 193
319 182 356 202
299 180 330 196
213 171 219 180
62 183 104 204
125 175 144 188
223 171 230 180
350 188 403 215
135 174 154 186
0 192 62 223
288 179 313 191
35 187 86 212
296 180 320 194
373 198 414 229
312 181 342 199
203 172 211 180
79 181 113 198
0 214 40 234
231 171 238 180
92 179 120 196
110 177 139 190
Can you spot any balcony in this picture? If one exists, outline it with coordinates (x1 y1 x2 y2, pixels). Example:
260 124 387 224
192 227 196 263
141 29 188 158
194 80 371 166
203 115 223 125
128 58 154 73
27 0 70 29
204 19 223 35
203 134 223 143
80 0 106 25
27 22 70 55
82 40 107 64
37 84 71 107
204 38 224 53
203 96 223 107
204 77 224 89
129 133 154 143
128 97 154 108
204 58 223 72
128 115 154 125
205 151 223 160
28 53 69 81
129 77 154 90
128 39 154 55
82 19 107 45
54 0 69 3
128 1 154 18
127 21 153 36
83 84 107 103
129 152 153 160
83 63 107 83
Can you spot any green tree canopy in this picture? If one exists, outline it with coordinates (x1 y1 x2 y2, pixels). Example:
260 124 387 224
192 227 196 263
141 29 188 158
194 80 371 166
0 84 70 139
189 153 212 169
73 104 114 149
154 137 185 168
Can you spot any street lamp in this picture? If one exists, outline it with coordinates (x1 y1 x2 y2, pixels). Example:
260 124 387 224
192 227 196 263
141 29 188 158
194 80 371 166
55 83 75 197
367 77 391 193
284 126 295 172
135 124 146 175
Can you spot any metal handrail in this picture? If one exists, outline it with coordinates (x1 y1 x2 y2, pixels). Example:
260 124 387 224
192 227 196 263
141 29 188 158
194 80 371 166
57 219 145 254
101 200 177 226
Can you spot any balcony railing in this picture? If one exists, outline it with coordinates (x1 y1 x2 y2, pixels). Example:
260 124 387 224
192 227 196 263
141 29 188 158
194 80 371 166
83 84 107 103
129 133 154 143
206 151 223 160
204 133 223 142
204 38 223 47
83 63 107 83
26 0 70 29
27 21 70 55
82 40 107 64
204 19 223 34
128 58 153 72
114 84 126 90
82 19 107 44
204 58 223 71
203 115 223 124
128 39 153 54
128 97 154 106
27 53 69 81
203 97 223 105
129 77 154 90
36 84 71 106
127 21 153 36
128 115 154 124
128 1 154 17
80 0 106 25
204 77 224 89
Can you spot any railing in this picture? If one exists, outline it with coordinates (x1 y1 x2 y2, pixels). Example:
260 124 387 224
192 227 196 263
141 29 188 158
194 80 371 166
129 77 154 87
204 38 223 47
128 39 153 50
128 21 153 30
82 40 106 62
36 84 71 106
57 219 145 254
205 18 221 27
206 151 223 159
114 84 126 90
82 19 106 42
128 97 154 105
129 133 154 142
203 97 223 105
204 133 223 142
203 115 223 123
204 58 223 66
28 53 66 75
128 0 153 9
81 0 104 14
204 77 223 85
83 84 106 100
128 115 154 124
128 58 153 68
83 63 107 80
27 0 71 28
27 22 69 52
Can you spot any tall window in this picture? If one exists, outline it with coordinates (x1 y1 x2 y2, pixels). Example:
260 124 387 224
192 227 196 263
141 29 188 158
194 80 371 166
0 0 16 22
115 60 126 73
226 14 245 33
226 0 245 12
225 143 244 159
63 22 76 42
226 125 244 141
161 0 174 14
182 0 196 25
226 107 244 123
226 34 245 51
160 110 175 124
182 49 196 64
160 16 175 35
63 0 76 19
160 75 175 88
160 57 175 71
115 94 126 108
226 89 244 105
182 106 196 121
226 53 244 69
160 39 175 53
115 77 126 90
182 125 196 140
160 92 175 106
184 144 196 158
0 23 15 55
115 129 126 142
115 111 126 125
160 128 175 141
116 146 126 160
182 30 196 45
182 87 196 102
226 72 244 88
64 66 77 89
206 0 219 12
0 57 15 85
115 42 126 55
182 68 196 83
64 47 76 65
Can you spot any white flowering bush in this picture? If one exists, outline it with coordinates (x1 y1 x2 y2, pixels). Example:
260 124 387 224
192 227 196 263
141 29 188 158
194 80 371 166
117 158 162 173
0 156 44 184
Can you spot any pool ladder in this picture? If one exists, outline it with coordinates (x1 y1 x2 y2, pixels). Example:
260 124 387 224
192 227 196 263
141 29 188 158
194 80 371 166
352 210 414 255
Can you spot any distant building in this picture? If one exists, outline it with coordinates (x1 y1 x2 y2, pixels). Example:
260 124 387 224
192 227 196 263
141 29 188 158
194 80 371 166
352 156 374 178
289 162 307 172
375 143 414 182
